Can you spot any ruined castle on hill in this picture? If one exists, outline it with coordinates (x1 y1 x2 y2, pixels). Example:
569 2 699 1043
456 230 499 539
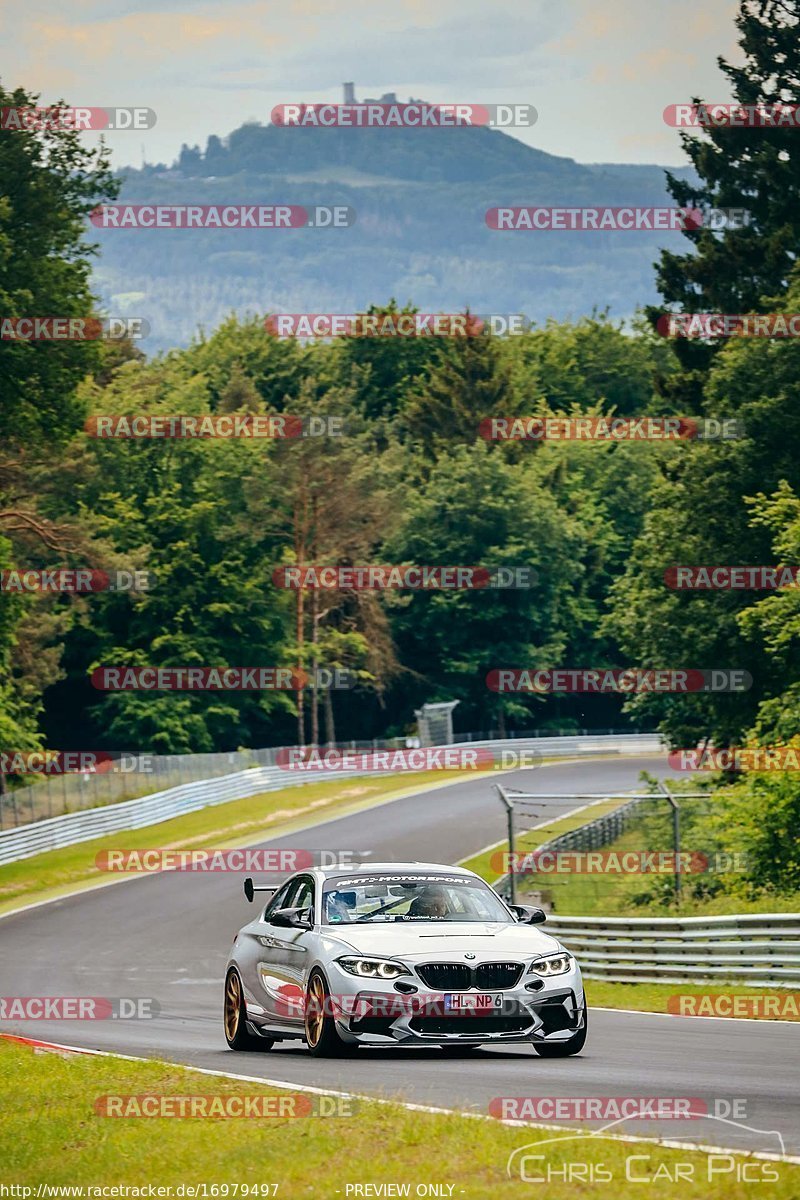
342 83 426 105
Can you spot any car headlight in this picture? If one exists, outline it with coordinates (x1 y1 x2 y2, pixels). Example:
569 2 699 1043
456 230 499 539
527 953 573 976
336 956 410 979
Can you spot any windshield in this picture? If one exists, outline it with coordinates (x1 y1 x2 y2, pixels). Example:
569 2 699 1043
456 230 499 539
322 871 512 925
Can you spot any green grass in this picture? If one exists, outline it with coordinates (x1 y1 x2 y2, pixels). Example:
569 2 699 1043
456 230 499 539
460 793 800 918
585 980 800 1020
2 1039 797 1197
0 769 481 916
0 754 582 917
9 763 797 1026
460 795 629 884
529 824 800 918
459 800 800 1022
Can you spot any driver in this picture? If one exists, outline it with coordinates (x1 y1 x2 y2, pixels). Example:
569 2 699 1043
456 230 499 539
326 889 357 923
408 885 448 919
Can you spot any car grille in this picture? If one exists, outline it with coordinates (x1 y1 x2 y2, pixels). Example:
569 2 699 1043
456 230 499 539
476 962 523 989
416 961 523 991
409 1014 532 1037
417 963 472 990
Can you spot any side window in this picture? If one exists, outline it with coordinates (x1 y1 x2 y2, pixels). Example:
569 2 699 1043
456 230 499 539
262 881 293 922
281 878 306 910
293 877 315 922
262 875 316 924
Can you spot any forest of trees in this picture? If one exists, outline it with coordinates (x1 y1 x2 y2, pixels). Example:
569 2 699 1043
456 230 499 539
2 291 686 753
2 285 799 759
1 2 800 907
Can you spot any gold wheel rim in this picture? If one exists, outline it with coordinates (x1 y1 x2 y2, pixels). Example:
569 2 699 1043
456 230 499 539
305 975 325 1046
224 971 241 1041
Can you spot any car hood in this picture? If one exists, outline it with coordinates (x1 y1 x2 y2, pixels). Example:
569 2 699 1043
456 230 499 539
326 921 562 961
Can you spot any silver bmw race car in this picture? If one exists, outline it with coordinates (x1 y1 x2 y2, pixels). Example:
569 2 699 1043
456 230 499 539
224 861 587 1057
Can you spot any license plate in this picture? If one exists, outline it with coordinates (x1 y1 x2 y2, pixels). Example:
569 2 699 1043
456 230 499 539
444 993 503 1012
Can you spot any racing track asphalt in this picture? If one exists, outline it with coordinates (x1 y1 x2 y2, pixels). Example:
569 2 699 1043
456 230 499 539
1 755 797 1157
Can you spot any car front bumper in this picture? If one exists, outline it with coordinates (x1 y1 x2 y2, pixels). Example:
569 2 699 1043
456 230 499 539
326 964 586 1046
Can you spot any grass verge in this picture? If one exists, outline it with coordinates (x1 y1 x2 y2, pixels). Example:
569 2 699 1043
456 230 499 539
585 980 800 1020
524 823 800 918
460 800 800 1023
0 769 482 917
460 795 628 884
1 1039 796 1197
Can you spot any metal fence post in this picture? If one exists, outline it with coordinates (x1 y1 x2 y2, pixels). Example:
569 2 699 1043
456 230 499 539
496 784 516 904
659 781 681 904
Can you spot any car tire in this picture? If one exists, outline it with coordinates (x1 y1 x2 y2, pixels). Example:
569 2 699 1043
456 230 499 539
304 969 349 1057
224 967 273 1051
533 1005 587 1057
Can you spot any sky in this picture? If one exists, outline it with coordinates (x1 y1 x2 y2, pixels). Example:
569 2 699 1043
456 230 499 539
4 0 742 169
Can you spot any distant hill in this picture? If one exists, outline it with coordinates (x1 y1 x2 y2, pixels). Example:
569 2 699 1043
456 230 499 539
92 122 696 354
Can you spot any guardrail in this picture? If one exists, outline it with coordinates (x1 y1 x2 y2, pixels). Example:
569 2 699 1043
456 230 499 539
455 727 658 742
0 764 353 867
460 734 661 757
544 912 800 988
0 733 663 866
0 730 660 829
492 776 800 986
0 741 408 829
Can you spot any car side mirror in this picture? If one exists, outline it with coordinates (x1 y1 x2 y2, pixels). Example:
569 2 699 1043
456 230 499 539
510 904 547 925
269 907 313 930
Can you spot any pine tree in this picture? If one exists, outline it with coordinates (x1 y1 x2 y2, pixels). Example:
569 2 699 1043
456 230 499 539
402 332 514 456
651 0 800 404
217 362 263 413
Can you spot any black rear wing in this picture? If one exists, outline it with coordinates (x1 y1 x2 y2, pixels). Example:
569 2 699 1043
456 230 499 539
243 877 277 903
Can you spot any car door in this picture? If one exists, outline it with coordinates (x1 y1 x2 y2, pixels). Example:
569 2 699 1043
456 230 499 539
236 878 293 1024
258 875 315 1028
